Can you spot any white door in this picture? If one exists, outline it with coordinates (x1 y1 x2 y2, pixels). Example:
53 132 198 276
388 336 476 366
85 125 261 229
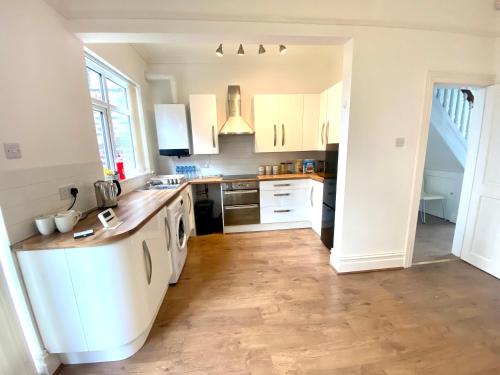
326 82 342 144
302 94 321 151
278 95 303 151
254 95 279 152
460 85 500 279
189 95 218 154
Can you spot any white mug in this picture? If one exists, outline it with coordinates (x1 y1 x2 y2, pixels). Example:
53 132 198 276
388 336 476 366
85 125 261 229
35 215 56 236
55 210 82 233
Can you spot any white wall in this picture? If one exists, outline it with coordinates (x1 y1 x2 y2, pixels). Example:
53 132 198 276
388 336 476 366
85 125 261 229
0 0 102 245
425 126 464 173
160 135 324 176
146 46 343 131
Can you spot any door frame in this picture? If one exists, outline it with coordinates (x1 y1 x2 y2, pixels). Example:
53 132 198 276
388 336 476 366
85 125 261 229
403 71 495 268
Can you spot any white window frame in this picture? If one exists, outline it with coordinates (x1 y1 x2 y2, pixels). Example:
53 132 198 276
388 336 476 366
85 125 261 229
85 54 144 177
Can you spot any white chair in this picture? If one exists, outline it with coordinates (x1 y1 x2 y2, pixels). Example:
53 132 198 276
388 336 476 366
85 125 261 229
419 179 446 224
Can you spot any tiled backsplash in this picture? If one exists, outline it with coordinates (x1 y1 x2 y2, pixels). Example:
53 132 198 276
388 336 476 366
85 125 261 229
158 135 324 176
0 162 102 244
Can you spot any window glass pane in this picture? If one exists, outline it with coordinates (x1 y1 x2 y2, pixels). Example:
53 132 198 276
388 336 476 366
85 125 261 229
92 110 111 170
110 111 136 171
106 79 128 109
86 68 103 101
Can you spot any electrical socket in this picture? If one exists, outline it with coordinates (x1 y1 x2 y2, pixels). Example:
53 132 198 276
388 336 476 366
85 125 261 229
59 184 77 200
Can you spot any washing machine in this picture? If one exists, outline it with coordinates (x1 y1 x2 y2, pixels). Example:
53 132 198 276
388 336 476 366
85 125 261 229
166 195 188 284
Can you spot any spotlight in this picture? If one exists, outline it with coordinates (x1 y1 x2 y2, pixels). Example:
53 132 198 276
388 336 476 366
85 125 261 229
237 44 245 56
215 43 223 57
258 44 266 54
279 44 287 55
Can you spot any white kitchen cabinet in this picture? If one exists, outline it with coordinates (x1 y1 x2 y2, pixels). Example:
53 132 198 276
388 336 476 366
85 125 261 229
309 180 324 236
182 184 196 237
302 94 321 151
326 82 342 144
260 179 308 224
254 94 303 152
318 82 342 148
17 209 172 364
189 94 219 154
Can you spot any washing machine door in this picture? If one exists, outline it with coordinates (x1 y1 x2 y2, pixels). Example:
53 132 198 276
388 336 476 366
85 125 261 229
176 214 187 250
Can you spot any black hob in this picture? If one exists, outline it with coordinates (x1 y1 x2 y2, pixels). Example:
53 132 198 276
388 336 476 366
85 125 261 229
222 174 258 180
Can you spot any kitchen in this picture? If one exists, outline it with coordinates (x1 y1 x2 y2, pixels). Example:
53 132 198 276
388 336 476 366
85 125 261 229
8 40 348 368
4 1 500 374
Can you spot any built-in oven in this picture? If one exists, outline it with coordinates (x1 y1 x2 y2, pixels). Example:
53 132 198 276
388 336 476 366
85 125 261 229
221 181 260 226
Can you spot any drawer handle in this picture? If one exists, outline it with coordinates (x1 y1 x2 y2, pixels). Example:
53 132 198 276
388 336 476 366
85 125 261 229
225 204 259 210
224 190 258 195
274 193 290 197
274 209 291 213
273 183 291 187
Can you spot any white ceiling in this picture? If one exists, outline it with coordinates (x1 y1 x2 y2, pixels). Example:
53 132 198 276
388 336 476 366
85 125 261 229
44 0 500 36
132 43 343 65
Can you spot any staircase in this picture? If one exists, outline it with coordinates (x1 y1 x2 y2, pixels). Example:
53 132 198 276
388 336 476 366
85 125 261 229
431 88 474 167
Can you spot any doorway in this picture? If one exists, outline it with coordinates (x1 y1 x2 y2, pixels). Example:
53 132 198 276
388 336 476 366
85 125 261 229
412 85 484 264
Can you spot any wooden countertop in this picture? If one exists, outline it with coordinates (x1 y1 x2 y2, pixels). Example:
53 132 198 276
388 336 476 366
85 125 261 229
13 183 188 251
13 174 324 252
190 173 324 184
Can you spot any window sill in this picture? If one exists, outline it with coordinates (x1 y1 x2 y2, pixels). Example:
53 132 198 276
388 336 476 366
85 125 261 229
119 170 154 183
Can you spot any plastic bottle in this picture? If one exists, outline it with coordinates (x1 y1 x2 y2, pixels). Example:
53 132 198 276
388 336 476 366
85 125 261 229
175 165 180 175
116 154 126 180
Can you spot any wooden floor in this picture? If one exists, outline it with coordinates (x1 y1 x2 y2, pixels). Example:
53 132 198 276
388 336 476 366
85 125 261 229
60 229 500 375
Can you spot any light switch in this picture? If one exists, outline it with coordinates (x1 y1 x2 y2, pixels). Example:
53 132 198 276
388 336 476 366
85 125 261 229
3 143 22 159
395 137 405 147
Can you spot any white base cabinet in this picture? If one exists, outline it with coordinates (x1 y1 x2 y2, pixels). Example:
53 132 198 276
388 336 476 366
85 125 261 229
260 180 309 224
17 210 172 364
182 185 196 237
309 180 324 236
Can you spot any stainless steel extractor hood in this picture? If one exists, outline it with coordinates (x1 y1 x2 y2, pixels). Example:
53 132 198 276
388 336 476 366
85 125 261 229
219 85 254 135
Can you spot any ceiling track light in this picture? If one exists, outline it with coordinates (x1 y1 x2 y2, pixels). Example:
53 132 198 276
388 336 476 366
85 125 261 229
258 44 266 54
279 44 287 55
237 44 245 56
215 43 223 57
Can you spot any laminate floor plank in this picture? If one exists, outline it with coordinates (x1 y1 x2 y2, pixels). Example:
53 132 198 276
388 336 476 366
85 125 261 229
59 229 500 375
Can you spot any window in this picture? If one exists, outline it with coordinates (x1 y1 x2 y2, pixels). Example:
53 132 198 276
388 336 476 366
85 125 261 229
85 56 142 177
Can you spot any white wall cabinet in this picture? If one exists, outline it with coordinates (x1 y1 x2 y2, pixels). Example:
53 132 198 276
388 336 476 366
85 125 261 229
320 82 342 146
189 94 219 154
17 209 173 364
309 180 324 235
254 95 303 152
302 94 321 151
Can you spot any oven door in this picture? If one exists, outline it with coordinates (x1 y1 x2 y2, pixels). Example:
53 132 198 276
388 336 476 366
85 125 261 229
223 204 260 226
222 189 259 206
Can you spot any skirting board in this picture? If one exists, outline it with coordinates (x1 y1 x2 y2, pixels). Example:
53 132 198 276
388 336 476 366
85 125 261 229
224 221 312 234
330 250 405 273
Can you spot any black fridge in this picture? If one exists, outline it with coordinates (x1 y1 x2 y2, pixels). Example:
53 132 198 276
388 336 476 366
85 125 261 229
320 143 339 250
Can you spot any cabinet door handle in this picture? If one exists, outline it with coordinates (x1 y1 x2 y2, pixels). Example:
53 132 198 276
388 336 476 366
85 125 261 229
273 183 291 187
321 123 325 145
188 191 192 215
274 209 291 213
310 186 314 207
224 189 259 195
273 124 277 147
142 240 152 285
326 121 330 144
274 193 290 197
282 124 285 146
212 125 216 148
164 217 171 250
